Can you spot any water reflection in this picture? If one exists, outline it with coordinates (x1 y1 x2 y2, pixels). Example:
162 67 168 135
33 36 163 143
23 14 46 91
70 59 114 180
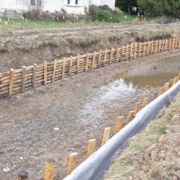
113 55 180 89
80 55 180 120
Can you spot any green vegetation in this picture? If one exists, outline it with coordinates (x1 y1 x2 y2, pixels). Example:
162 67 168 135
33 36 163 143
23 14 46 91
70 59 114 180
116 0 180 18
0 14 137 31
138 0 180 18
89 5 136 23
166 112 173 122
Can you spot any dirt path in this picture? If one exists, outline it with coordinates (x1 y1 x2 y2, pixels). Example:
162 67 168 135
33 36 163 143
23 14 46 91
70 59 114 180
0 50 180 180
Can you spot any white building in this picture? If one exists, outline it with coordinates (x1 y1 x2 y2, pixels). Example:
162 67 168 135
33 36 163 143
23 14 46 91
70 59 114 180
0 0 116 16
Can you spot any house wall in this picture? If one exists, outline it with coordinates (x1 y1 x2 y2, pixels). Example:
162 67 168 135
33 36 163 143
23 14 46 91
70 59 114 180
0 0 3 8
33 0 88 14
0 0 115 15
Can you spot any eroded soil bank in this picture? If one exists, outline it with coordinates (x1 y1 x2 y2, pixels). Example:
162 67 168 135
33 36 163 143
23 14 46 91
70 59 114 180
0 22 180 72
0 50 180 180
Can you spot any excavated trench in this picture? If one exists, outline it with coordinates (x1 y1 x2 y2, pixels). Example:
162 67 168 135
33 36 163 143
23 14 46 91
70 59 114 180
0 51 180 180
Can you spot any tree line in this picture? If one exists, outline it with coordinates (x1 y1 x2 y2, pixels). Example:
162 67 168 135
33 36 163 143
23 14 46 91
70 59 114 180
116 0 180 18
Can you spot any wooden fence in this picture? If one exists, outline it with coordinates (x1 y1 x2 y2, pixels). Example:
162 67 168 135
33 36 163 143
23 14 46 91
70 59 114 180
16 73 180 180
0 37 180 97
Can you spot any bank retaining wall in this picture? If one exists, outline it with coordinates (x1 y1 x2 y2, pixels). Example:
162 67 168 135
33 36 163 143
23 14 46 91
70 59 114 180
0 38 180 97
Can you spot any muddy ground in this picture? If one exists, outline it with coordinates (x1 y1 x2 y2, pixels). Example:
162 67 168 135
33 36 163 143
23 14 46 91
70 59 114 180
0 50 180 180
0 22 180 72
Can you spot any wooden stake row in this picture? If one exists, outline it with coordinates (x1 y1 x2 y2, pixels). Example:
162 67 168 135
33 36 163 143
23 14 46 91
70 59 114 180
1 38 180 97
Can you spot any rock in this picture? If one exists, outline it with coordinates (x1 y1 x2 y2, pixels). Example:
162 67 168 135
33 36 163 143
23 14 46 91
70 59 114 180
54 128 59 131
3 167 10 173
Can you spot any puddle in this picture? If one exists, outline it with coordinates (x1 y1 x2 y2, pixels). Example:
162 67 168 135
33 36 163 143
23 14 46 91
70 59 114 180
80 55 180 120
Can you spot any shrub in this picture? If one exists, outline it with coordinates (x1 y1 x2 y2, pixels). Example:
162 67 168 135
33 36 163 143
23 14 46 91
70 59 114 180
89 5 97 21
98 5 113 13
97 11 111 22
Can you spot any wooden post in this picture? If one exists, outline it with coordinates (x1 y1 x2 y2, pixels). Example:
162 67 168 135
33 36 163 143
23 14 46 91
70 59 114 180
155 40 158 53
147 41 150 55
109 48 113 64
151 41 154 54
173 76 178 85
169 79 174 87
44 61 47 86
92 51 96 69
87 139 96 158
126 111 135 125
52 59 57 82
9 68 14 96
121 46 124 61
152 93 155 101
165 83 170 91
114 116 124 135
161 40 164 51
77 54 80 73
143 42 146 56
178 38 180 49
126 45 129 60
62 58 66 80
176 38 179 49
21 66 26 93
142 97 149 108
172 38 174 49
85 53 89 72
118 46 123 62
33 63 37 90
158 40 161 52
69 56 73 75
115 47 118 62
158 87 164 96
102 127 111 146
98 50 102 67
104 49 107 66
44 159 55 180
138 42 141 57
17 170 28 180
130 44 133 58
170 39 173 50
67 153 78 175
166 39 168 50
134 43 137 58
134 102 142 115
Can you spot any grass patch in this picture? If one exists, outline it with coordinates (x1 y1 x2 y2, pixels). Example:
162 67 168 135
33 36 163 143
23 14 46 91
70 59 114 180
0 15 138 31
166 113 173 122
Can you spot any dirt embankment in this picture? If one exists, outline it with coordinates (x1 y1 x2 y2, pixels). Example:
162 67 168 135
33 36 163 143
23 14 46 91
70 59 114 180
0 23 180 72
105 92 180 180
